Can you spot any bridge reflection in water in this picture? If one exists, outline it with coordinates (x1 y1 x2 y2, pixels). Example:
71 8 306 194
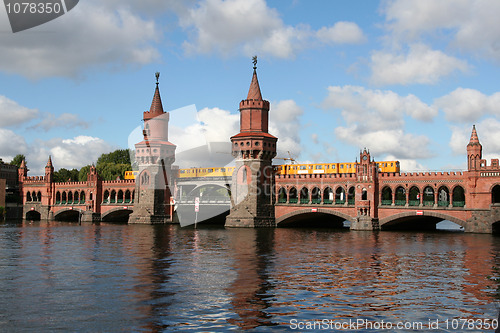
0 221 498 331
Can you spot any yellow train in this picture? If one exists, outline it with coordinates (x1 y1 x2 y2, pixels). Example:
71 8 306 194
177 166 235 178
124 171 138 180
125 160 400 180
274 160 400 175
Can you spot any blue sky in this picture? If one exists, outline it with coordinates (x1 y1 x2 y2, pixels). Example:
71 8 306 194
1 0 500 174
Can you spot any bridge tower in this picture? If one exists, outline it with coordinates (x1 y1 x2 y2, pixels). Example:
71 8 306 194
129 73 176 224
225 58 278 228
44 156 54 207
351 148 380 230
467 125 482 171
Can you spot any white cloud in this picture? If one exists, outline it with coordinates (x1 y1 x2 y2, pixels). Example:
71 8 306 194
321 85 436 160
0 96 39 127
180 0 365 58
317 21 366 44
322 85 437 132
384 154 428 172
335 127 432 160
0 1 160 78
370 44 469 85
435 88 500 123
29 113 89 131
382 0 500 62
449 120 500 157
269 99 303 159
0 129 28 161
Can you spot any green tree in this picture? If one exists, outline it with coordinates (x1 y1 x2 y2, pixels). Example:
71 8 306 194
78 165 91 182
95 149 132 181
54 168 79 182
10 154 26 167
97 149 131 166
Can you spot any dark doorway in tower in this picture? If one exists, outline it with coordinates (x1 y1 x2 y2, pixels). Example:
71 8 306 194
492 185 500 204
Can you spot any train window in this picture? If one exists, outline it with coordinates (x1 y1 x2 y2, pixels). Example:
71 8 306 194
332 165 336 169
300 166 307 170
180 170 185 174
340 164 344 169
315 165 322 169
221 168 225 172
208 169 213 172
309 165 313 169
391 163 393 167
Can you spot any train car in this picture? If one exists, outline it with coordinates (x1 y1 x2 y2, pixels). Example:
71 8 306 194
124 171 138 180
377 161 400 173
177 166 235 179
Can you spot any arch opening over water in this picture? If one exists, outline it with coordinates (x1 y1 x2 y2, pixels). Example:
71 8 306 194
54 209 81 222
277 210 351 228
101 209 133 223
380 213 466 232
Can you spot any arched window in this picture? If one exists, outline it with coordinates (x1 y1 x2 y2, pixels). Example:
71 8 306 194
423 186 434 206
37 191 41 202
26 192 32 202
68 191 73 204
80 191 85 204
103 190 110 203
32 191 36 201
300 187 309 204
288 187 298 204
74 191 79 204
311 187 321 204
62 192 67 204
361 188 368 200
335 187 346 204
277 187 287 203
409 186 420 206
348 186 355 205
141 172 150 185
55 191 61 204
438 186 449 207
453 186 465 207
125 190 131 203
381 186 392 205
395 186 406 206
117 190 124 203
492 185 500 204
323 187 333 204
110 190 116 203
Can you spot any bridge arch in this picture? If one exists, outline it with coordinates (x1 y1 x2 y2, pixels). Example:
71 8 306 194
277 208 354 228
25 209 41 220
54 208 83 221
187 183 230 200
101 207 133 222
379 211 467 231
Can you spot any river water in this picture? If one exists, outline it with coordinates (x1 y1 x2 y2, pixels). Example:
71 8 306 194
0 220 499 332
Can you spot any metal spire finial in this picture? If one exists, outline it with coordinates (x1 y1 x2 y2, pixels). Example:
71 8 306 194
155 72 160 85
252 55 257 70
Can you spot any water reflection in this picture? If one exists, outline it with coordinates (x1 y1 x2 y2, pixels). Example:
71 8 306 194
226 229 277 329
0 221 498 332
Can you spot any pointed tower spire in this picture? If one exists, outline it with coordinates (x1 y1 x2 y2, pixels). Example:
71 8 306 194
146 72 164 118
467 125 482 171
20 159 26 169
247 56 262 100
46 155 53 168
468 124 480 146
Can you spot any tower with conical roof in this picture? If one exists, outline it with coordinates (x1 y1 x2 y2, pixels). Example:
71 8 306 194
467 125 482 171
225 57 278 228
129 72 176 224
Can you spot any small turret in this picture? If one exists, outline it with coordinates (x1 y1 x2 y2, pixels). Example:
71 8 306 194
467 125 482 171
45 156 54 183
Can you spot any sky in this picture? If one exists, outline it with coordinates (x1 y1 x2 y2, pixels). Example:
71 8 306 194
1 0 500 174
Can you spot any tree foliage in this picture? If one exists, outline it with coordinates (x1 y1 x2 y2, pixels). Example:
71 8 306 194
54 168 79 182
97 149 131 166
78 165 91 182
10 154 26 167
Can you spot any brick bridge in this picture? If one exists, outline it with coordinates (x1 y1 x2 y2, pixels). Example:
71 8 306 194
17 67 500 233
274 138 500 233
